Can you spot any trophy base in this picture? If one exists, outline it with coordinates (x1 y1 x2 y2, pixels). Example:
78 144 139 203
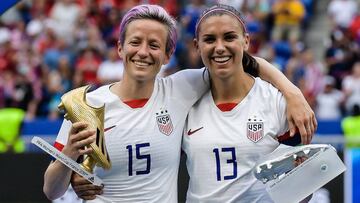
259 145 346 203
81 155 96 173
254 144 328 183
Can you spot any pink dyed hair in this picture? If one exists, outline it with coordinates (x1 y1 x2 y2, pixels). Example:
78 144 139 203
119 4 177 56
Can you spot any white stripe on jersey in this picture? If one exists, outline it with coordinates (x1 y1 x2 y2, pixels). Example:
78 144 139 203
183 78 288 203
56 69 208 203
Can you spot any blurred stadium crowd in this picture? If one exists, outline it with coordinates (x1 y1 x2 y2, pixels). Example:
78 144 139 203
0 0 359 121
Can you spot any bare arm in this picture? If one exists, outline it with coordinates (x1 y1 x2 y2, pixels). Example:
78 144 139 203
43 160 73 200
255 56 317 144
43 122 95 200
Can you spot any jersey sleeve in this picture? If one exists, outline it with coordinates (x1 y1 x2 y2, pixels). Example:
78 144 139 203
54 119 72 151
165 68 209 108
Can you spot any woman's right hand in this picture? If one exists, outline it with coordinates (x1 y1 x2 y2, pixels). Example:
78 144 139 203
71 173 103 200
62 122 96 160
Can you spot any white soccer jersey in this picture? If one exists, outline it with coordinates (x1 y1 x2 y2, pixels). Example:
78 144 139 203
55 69 208 203
182 78 288 203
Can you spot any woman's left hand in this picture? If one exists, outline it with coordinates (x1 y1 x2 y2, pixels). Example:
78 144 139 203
285 89 317 145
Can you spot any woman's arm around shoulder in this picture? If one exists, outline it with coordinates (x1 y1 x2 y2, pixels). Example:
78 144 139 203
255 56 317 144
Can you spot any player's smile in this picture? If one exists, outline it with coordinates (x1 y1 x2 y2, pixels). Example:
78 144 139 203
212 55 232 65
132 59 153 68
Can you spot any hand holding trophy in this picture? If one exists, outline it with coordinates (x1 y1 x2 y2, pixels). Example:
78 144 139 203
58 85 111 172
32 85 111 186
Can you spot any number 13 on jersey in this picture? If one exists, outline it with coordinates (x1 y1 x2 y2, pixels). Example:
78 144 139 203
213 147 237 181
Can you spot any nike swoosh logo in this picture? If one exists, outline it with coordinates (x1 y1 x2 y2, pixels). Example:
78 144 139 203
104 125 116 132
187 127 203 136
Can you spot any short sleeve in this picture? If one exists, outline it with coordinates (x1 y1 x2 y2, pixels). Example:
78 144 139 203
55 119 72 146
164 68 209 108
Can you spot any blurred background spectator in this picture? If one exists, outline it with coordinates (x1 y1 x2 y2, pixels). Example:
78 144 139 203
342 61 360 114
97 46 124 85
327 0 358 30
315 75 345 120
271 0 305 43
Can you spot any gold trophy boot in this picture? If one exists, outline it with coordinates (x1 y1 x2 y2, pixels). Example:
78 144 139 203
58 85 111 173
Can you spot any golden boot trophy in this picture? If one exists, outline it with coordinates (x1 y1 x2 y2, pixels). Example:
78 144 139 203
58 85 111 172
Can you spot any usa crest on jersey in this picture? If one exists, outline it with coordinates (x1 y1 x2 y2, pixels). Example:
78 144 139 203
156 110 173 136
247 119 264 142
